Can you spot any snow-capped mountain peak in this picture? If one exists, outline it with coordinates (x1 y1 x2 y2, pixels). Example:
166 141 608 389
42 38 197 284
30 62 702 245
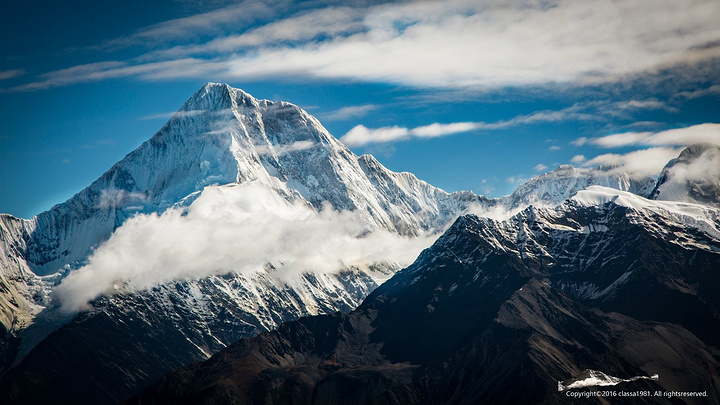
502 164 657 210
650 142 720 207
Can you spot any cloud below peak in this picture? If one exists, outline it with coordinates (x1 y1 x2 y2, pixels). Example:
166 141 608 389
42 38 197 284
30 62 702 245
582 147 682 178
53 183 436 313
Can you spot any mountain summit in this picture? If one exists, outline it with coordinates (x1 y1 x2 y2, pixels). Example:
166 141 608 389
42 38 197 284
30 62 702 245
0 84 711 404
650 143 720 207
0 83 476 404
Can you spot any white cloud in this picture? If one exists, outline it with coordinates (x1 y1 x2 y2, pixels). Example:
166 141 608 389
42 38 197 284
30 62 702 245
412 122 480 138
590 132 654 148
340 121 481 146
8 59 229 92
582 147 681 177
220 0 720 88
570 155 586 164
339 104 606 147
548 145 561 151
340 124 410 146
254 140 315 156
102 0 283 48
0 69 24 80
96 188 148 209
613 99 676 113
9 0 720 91
464 202 525 222
140 109 208 121
588 123 720 148
676 84 720 100
320 104 378 121
571 137 589 146
654 145 720 203
506 176 528 184
160 6 365 57
54 183 436 312
534 163 548 172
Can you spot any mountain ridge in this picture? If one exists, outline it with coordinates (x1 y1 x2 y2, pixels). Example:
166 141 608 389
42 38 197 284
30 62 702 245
0 83 712 404
127 187 720 404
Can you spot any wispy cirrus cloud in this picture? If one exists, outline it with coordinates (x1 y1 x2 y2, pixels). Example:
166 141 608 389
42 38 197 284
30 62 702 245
572 123 720 179
319 104 378 121
340 122 481 147
6 59 229 92
97 0 285 50
338 101 628 147
7 0 720 92
0 70 24 80
574 123 720 148
254 140 315 156
221 0 720 88
144 6 366 60
676 84 720 100
582 147 682 177
140 109 208 121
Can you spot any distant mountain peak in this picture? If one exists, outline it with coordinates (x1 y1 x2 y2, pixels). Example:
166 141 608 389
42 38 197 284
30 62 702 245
503 164 657 210
650 142 720 207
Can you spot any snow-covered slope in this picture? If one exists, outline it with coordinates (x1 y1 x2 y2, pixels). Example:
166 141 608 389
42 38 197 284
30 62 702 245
0 215 47 332
19 83 464 279
0 84 479 386
501 164 656 210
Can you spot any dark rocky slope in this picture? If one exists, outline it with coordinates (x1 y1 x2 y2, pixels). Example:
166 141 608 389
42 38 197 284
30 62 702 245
128 192 720 404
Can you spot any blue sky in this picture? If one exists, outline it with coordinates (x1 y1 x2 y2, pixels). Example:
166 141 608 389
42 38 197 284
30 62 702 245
1 0 719 218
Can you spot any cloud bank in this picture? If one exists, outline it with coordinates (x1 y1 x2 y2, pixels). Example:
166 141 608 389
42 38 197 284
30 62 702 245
54 183 437 312
573 123 720 178
582 123 720 148
8 0 720 91
582 147 682 177
654 145 720 204
220 0 720 88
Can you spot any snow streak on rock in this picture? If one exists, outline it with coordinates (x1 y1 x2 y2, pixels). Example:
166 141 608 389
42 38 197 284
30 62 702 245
558 369 659 392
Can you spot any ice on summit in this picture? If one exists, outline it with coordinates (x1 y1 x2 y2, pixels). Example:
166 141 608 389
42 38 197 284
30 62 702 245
558 369 659 392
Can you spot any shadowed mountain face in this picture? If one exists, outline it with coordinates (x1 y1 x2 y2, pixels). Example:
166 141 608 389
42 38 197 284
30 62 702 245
129 189 720 405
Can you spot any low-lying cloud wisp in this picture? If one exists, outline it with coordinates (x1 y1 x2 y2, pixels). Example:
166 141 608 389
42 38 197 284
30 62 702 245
654 144 720 203
54 183 437 312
